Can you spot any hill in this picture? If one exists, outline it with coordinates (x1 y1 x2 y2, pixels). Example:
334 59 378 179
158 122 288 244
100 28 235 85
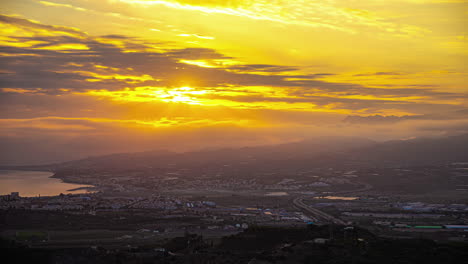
4 134 467 171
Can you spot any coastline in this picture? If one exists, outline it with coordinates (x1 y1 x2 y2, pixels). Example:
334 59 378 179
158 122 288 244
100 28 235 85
0 170 96 197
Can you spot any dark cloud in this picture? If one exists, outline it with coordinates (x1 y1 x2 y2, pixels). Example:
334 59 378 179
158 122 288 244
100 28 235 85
354 71 405 77
227 64 298 73
166 47 230 60
99 34 133 39
0 14 466 115
343 109 468 124
0 14 86 37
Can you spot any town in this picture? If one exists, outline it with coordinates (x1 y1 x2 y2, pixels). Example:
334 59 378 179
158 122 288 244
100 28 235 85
2 161 468 249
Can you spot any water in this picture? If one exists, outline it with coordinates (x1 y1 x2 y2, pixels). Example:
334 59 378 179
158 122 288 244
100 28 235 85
0 170 94 197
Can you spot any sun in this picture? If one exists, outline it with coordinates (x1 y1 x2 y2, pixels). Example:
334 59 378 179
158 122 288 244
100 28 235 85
158 86 208 105
80 86 210 105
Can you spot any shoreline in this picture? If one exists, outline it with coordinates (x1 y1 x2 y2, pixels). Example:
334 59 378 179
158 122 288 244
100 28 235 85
0 170 97 197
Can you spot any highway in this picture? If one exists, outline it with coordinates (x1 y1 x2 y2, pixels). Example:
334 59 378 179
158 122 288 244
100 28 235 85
293 182 373 225
293 195 347 225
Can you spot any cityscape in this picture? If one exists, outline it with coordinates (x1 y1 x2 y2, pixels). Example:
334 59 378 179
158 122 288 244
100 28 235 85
2 137 468 262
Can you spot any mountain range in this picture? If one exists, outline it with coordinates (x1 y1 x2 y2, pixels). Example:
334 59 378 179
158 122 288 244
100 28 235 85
4 133 467 171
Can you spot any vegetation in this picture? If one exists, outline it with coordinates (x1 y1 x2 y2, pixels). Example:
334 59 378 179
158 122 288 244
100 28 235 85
3 225 467 264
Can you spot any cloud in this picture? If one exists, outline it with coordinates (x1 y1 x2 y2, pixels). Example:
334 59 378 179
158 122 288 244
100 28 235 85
166 0 250 7
0 14 86 38
353 72 406 77
35 0 165 26
0 115 292 165
38 1 88 12
0 13 467 164
1 111 468 165
113 0 433 35
1 14 466 115
343 109 468 124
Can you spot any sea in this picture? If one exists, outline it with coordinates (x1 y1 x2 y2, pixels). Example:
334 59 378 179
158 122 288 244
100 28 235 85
0 170 93 197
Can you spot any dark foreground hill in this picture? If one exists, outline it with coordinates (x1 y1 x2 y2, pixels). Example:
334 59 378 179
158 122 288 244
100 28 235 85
3 225 468 264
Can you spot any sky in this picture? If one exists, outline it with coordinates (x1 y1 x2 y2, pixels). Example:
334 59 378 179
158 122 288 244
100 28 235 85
0 0 467 164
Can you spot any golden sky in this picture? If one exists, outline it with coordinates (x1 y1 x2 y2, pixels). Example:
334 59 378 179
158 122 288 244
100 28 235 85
0 0 467 163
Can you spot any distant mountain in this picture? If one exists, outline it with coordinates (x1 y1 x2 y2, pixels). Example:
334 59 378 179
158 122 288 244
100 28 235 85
6 134 467 172
18 137 374 171
354 133 468 166
55 149 177 169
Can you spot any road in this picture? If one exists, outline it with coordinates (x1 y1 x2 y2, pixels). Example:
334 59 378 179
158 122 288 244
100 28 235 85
293 196 347 225
293 181 373 225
